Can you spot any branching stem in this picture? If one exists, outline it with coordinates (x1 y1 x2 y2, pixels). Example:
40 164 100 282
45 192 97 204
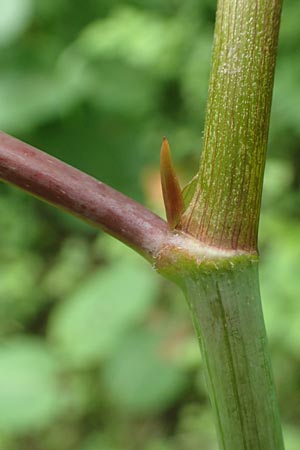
0 1 285 448
0 131 170 262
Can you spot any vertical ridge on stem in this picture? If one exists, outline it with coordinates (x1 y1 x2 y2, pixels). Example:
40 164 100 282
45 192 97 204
184 258 284 450
180 0 282 252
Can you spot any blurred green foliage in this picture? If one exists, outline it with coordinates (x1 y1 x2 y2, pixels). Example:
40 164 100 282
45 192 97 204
0 0 299 449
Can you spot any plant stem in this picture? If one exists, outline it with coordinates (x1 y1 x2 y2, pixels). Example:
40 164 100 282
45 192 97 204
186 256 283 449
162 0 285 448
0 1 285 448
0 131 170 261
157 242 284 450
180 0 282 252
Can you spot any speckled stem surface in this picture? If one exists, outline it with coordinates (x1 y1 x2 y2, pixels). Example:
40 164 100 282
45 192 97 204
180 0 282 251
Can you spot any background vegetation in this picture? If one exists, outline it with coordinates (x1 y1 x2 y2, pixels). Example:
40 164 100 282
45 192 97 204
0 0 299 449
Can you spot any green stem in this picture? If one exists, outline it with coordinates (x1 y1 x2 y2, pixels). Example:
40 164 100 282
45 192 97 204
184 256 284 450
180 0 282 251
157 237 285 450
174 2 285 441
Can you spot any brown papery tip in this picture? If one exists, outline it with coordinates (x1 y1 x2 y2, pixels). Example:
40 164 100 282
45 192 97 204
160 137 184 229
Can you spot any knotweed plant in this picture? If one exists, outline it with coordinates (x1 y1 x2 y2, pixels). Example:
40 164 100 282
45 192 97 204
0 1 284 449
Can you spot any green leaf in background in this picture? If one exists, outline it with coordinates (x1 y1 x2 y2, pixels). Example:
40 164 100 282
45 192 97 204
0 338 63 433
0 255 43 334
0 0 33 46
74 433 121 450
76 7 189 77
0 70 87 133
48 256 159 367
102 329 188 415
282 426 300 450
175 405 218 450
143 440 172 450
260 220 300 356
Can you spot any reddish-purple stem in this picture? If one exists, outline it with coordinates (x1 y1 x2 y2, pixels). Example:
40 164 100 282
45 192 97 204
0 131 170 262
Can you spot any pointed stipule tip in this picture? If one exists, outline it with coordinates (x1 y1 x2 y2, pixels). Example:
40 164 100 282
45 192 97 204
160 137 170 159
160 136 184 230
